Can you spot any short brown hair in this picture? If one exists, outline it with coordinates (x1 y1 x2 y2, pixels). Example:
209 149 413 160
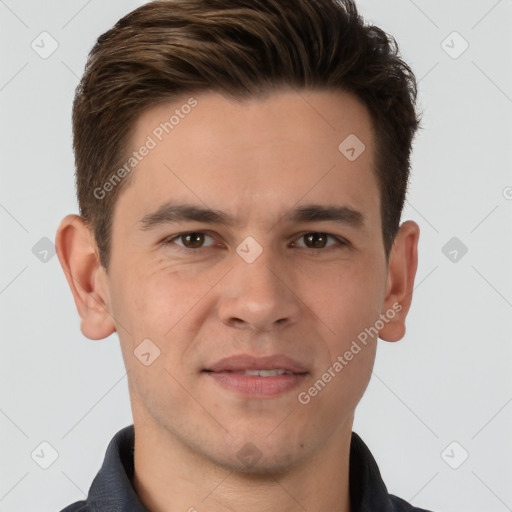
73 0 419 269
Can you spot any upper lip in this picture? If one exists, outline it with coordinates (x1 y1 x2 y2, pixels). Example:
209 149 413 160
204 354 309 373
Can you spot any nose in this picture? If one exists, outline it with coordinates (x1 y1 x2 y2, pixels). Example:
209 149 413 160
217 249 302 333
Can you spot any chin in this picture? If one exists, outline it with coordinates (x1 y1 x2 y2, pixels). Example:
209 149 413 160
205 434 308 476
213 450 303 476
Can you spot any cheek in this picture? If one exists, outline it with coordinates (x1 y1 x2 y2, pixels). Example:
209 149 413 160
112 259 212 332
329 340 377 415
293 336 376 448
301 257 385 336
113 262 227 379
112 265 207 418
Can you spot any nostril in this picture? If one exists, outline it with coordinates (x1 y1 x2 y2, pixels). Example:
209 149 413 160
230 318 247 329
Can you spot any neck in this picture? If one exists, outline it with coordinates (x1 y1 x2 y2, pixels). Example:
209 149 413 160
132 417 353 512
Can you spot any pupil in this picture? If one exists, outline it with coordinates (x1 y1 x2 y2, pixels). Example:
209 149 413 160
184 233 204 248
306 233 326 248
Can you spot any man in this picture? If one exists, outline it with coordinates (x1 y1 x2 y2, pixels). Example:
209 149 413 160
56 0 431 510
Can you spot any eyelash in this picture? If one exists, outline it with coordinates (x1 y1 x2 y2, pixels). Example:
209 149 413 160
161 231 350 253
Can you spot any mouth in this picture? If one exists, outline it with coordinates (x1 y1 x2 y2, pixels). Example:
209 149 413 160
203 354 309 398
218 369 295 376
204 353 309 373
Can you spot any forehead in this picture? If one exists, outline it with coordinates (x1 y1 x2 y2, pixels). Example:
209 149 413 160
133 88 374 156
114 88 379 229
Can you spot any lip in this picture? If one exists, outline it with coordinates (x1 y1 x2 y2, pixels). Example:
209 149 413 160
204 354 309 373
203 354 309 398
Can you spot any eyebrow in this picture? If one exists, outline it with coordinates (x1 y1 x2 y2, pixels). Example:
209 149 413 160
138 202 365 231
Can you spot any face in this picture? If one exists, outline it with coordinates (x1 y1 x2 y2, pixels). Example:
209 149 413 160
58 88 418 473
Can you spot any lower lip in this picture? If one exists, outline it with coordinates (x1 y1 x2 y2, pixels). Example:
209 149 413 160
204 371 308 398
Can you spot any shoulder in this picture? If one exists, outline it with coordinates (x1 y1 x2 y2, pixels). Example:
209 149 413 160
390 494 435 512
57 500 87 512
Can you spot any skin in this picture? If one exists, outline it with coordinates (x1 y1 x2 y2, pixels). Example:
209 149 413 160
56 88 419 512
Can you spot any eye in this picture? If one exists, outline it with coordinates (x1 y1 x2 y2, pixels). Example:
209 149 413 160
164 231 216 250
292 232 347 250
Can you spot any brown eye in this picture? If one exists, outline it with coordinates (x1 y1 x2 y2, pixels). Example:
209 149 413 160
181 232 206 248
165 232 216 249
293 232 345 250
304 232 328 248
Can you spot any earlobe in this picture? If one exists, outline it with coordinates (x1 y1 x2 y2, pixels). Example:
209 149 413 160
55 214 116 340
379 220 420 343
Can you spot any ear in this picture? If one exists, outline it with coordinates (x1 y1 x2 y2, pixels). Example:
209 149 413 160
55 214 116 340
379 220 420 342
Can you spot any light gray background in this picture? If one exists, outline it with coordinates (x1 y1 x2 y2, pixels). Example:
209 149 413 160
1 1 511 510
